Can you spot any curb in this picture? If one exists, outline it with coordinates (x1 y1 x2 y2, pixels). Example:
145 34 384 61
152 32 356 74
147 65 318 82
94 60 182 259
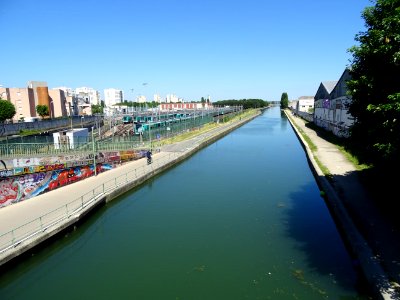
0 110 261 268
284 110 397 300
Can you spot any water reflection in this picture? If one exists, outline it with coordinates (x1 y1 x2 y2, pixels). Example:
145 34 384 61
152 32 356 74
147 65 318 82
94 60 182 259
0 107 368 300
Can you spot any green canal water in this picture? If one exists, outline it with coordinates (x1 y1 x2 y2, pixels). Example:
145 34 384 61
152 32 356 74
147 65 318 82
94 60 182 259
0 107 368 299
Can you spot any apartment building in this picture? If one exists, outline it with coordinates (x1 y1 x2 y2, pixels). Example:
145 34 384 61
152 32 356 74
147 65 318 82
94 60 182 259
52 87 78 116
166 94 182 103
0 82 68 122
49 89 68 118
104 88 124 107
136 95 146 103
0 87 36 121
153 94 162 103
75 87 100 105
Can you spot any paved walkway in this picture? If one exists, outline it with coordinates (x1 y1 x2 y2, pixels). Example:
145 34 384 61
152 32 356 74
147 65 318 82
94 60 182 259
0 113 259 264
2 109 399 297
287 112 400 297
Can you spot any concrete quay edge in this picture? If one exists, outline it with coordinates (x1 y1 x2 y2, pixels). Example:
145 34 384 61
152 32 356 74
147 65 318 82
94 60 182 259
0 110 261 268
284 110 397 300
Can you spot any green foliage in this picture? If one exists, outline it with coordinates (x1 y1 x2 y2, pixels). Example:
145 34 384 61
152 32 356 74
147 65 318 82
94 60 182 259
0 99 16 122
347 0 400 166
280 93 289 109
19 129 43 136
213 99 268 109
91 104 103 114
36 104 50 119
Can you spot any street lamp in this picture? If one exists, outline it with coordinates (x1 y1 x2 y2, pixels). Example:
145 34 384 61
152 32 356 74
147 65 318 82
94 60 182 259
49 100 54 119
92 127 97 176
81 116 84 128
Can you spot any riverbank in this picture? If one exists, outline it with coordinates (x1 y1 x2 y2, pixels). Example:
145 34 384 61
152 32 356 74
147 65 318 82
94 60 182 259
284 109 399 300
0 109 262 268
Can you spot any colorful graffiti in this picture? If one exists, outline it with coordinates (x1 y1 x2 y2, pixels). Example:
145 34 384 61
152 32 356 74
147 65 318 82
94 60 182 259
0 149 146 208
0 163 112 208
120 150 144 161
0 150 145 178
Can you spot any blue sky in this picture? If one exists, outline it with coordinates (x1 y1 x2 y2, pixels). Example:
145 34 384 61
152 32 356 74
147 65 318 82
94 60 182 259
0 0 371 101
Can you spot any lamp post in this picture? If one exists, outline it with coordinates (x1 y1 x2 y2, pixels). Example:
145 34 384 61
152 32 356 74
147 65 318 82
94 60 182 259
70 107 73 130
149 119 152 150
92 127 97 176
49 100 54 119
81 116 84 128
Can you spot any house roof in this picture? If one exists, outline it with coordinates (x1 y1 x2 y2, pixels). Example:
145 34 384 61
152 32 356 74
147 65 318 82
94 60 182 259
330 69 352 99
322 81 338 94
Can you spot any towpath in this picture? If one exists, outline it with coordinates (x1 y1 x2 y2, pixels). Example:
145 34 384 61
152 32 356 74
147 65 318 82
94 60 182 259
286 111 400 298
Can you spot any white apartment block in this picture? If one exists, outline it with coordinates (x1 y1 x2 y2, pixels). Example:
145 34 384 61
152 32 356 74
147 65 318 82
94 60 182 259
75 87 100 105
166 94 182 103
53 86 74 96
153 94 162 103
104 88 124 107
136 95 147 103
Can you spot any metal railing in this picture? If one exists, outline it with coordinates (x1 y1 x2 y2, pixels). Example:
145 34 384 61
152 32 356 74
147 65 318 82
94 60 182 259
0 116 214 158
0 151 180 256
0 109 260 258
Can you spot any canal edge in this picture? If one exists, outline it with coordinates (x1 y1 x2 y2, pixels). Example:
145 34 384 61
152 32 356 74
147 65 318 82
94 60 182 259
0 109 262 268
283 109 396 300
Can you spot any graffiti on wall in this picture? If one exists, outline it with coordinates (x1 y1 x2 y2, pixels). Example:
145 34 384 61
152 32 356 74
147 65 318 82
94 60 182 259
0 149 146 208
0 163 112 208
0 150 146 178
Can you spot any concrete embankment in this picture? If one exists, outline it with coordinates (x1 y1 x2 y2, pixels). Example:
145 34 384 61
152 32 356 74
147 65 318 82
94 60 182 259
0 110 262 268
284 110 397 300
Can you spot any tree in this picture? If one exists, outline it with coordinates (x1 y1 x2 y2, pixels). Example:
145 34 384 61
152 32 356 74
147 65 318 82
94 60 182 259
91 104 103 114
201 97 206 107
280 93 288 109
213 99 268 109
36 105 50 119
347 0 400 166
0 99 16 122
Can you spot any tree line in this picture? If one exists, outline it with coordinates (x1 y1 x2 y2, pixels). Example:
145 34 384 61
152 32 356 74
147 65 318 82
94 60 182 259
213 99 268 109
278 0 399 169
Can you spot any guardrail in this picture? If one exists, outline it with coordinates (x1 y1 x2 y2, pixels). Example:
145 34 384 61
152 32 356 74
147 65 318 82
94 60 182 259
0 151 180 256
0 109 260 260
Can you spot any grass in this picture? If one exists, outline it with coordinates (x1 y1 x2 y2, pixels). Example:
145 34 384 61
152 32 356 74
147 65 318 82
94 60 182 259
286 110 372 175
285 112 330 176
19 129 43 136
337 145 370 171
154 109 260 147
304 121 371 171
296 125 318 152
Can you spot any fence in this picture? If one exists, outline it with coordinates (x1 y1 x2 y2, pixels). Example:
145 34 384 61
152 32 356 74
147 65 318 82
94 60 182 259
0 151 180 256
0 115 216 159
0 109 259 259
0 116 98 137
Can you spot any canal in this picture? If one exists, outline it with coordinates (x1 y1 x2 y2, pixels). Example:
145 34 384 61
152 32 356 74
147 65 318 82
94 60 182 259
0 107 368 299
